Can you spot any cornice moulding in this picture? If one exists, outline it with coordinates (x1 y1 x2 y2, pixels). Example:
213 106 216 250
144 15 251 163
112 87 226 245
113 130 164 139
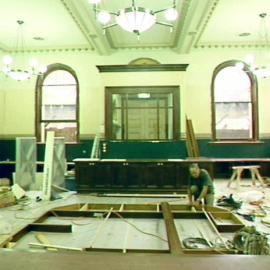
96 64 189 73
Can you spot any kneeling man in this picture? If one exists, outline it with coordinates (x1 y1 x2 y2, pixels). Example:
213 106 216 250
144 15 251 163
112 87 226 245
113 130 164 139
188 163 214 206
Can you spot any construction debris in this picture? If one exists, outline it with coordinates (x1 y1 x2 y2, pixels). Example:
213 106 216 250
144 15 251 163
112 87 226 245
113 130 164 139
232 226 270 255
0 190 16 208
216 194 242 209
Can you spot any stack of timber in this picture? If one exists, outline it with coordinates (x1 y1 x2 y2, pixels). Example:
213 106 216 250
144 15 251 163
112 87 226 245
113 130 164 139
0 190 16 208
185 116 200 158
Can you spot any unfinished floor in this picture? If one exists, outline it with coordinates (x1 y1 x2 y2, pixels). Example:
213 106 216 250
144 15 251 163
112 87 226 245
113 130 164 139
0 178 269 269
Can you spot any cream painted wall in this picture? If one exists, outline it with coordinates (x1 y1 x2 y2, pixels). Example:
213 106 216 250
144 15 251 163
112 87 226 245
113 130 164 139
100 71 186 134
0 51 105 137
185 48 270 137
0 48 270 138
257 79 270 136
0 91 4 135
3 88 35 135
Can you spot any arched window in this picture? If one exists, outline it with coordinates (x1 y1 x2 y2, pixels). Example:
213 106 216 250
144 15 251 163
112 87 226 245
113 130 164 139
35 63 79 143
211 60 258 141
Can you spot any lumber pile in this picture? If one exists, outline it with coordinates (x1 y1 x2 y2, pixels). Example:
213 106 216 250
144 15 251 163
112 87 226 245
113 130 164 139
0 190 16 208
185 116 200 158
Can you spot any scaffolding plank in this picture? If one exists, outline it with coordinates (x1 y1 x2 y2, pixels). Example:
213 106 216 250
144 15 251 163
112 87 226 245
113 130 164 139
161 202 183 254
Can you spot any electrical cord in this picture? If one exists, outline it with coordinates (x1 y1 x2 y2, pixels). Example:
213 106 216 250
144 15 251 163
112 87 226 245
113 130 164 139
112 211 168 243
51 211 98 226
182 237 211 249
52 209 168 242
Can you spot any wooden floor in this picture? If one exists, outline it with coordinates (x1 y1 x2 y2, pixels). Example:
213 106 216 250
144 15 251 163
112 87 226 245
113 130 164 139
0 250 269 270
0 178 270 268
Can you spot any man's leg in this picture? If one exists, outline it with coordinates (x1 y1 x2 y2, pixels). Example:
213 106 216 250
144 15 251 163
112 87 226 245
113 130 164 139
205 194 214 206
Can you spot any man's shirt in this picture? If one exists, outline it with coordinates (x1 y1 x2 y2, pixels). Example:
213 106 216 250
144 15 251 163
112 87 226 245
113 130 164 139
188 169 214 194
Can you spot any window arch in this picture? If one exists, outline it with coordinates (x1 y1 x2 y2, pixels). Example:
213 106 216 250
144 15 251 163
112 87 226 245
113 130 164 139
128 58 160 65
35 63 79 143
211 60 258 141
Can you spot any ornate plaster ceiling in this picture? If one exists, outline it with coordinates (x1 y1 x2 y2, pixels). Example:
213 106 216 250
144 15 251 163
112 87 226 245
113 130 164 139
0 0 269 55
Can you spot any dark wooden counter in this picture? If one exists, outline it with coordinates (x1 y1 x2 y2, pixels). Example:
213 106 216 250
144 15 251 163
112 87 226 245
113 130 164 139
74 158 270 193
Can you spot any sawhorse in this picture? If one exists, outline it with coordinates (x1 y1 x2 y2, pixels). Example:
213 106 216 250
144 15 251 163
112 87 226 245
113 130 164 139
227 165 264 189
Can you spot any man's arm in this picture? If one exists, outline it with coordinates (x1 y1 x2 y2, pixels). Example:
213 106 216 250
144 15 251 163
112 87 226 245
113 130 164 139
195 186 208 204
187 188 193 204
187 174 193 204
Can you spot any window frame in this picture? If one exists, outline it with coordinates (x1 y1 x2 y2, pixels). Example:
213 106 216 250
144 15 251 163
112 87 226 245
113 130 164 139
35 63 80 143
105 86 180 141
211 60 258 142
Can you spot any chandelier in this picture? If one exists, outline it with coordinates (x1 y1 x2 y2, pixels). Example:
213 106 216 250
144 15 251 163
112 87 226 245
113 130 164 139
89 0 179 36
1 20 47 81
244 13 270 79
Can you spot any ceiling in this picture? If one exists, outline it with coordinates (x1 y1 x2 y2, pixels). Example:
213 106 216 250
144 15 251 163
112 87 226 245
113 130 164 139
0 0 269 55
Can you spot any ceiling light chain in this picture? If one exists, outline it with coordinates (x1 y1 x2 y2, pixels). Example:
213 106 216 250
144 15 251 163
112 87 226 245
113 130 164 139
1 20 47 81
89 0 179 36
238 13 270 79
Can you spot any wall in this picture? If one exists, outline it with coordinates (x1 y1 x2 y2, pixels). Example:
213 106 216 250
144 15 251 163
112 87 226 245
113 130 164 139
0 47 270 139
0 90 4 135
185 48 270 138
0 50 105 138
0 139 270 163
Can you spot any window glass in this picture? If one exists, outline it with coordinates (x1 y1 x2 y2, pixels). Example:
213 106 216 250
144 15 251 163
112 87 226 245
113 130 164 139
214 66 251 102
212 61 257 141
36 64 79 143
107 87 179 140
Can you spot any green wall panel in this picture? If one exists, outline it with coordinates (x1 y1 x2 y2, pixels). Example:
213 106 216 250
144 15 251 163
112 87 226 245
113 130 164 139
0 140 15 161
1 139 270 162
101 141 187 159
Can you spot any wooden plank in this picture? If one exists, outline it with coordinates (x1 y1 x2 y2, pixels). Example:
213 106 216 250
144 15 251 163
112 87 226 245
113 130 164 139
29 242 83 252
188 119 196 157
188 119 200 157
202 208 229 249
5 242 17 249
100 193 185 198
173 212 206 219
51 210 96 217
160 202 183 254
87 204 121 211
0 191 16 208
185 117 200 157
53 210 162 219
85 247 169 253
90 135 101 159
119 203 124 212
2 250 270 270
208 212 245 232
123 204 158 211
112 212 162 219
185 117 193 157
54 203 189 213
79 204 88 211
89 208 113 248
35 234 58 251
29 223 72 233
42 131 55 200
